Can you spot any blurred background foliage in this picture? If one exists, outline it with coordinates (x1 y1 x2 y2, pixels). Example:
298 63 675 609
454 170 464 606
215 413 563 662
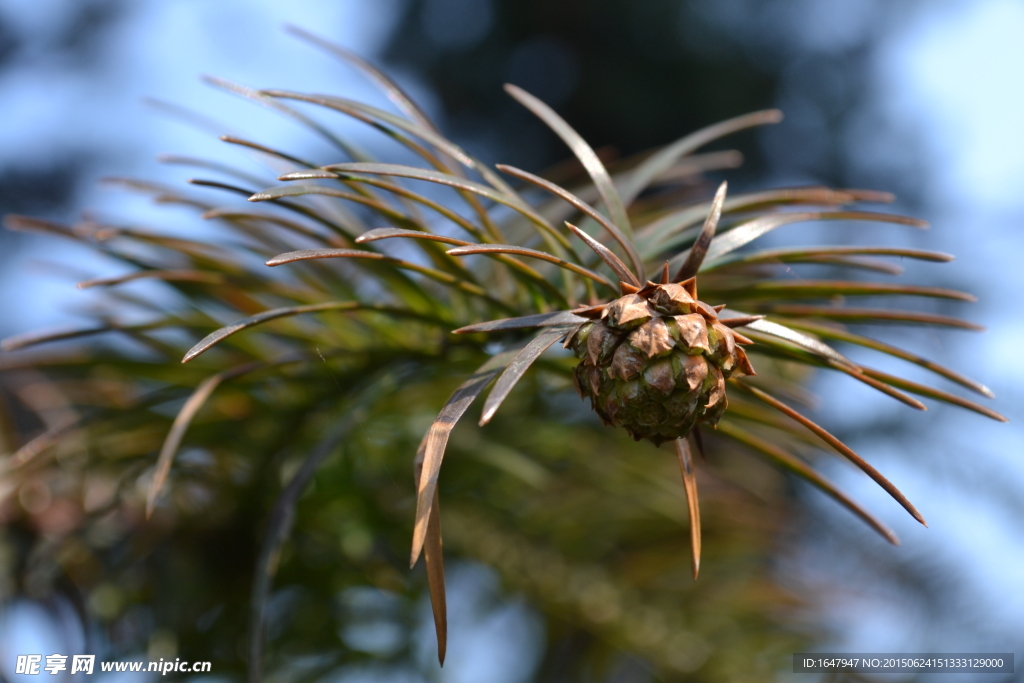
0 1 1021 682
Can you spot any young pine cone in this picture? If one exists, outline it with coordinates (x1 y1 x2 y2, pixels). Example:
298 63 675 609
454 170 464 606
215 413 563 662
568 279 755 446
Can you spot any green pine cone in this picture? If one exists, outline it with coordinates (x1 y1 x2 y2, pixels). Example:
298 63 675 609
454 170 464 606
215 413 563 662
569 282 755 445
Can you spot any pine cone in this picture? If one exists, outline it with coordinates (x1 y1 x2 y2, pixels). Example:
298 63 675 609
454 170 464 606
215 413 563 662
569 280 755 445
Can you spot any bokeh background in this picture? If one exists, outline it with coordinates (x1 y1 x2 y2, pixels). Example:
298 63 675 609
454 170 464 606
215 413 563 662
1 0 1022 681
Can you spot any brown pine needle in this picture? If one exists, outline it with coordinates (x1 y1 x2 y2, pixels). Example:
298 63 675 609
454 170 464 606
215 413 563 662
740 383 927 526
415 444 448 666
564 221 640 287
675 437 702 579
674 180 727 281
